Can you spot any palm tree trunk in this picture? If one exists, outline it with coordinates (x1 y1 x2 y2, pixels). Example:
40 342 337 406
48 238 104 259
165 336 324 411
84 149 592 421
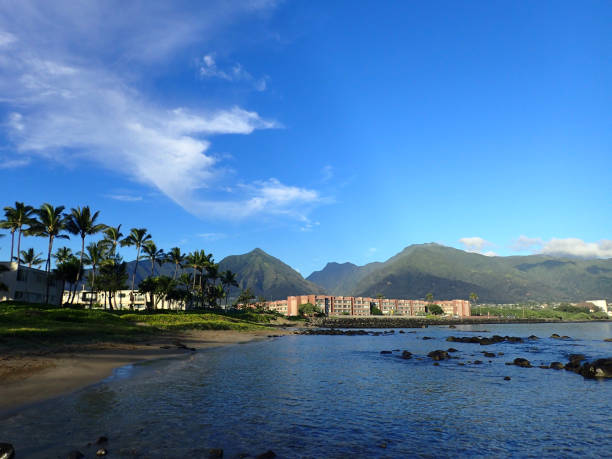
151 258 155 277
89 266 96 309
8 230 15 262
76 237 85 282
45 235 54 304
16 229 23 268
174 263 178 280
131 247 141 309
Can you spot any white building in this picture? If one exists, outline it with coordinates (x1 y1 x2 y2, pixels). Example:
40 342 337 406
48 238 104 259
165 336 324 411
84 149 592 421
586 300 610 317
0 261 64 306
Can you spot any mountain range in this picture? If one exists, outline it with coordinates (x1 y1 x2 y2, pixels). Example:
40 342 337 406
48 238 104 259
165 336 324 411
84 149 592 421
120 243 612 303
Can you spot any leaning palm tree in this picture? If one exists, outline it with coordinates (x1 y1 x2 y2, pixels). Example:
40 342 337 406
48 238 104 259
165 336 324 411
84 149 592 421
220 270 239 309
64 206 106 284
167 247 185 280
142 240 165 276
1 202 36 266
120 228 151 308
19 248 44 268
102 224 123 258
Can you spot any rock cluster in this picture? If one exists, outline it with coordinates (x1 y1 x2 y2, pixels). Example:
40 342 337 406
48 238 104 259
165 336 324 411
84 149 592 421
446 335 523 345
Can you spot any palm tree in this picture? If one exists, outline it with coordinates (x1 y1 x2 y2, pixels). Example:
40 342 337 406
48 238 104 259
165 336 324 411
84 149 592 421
82 241 109 308
103 224 123 258
121 228 151 308
1 202 36 266
220 270 239 309
142 240 165 276
19 248 44 268
186 250 204 292
167 247 185 280
64 206 106 284
54 246 73 264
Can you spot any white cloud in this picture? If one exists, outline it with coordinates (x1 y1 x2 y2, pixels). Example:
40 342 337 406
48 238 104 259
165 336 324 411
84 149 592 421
198 232 227 240
483 251 498 257
321 165 334 182
0 1 323 222
199 53 268 91
512 235 543 252
540 238 612 259
459 237 494 254
105 194 143 202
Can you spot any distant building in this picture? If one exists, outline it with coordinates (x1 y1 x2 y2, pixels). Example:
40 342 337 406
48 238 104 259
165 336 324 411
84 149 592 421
0 261 63 306
585 300 610 317
260 294 471 317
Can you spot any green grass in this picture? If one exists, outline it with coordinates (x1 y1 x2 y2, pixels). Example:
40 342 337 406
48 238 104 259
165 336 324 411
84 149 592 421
0 301 274 345
472 306 609 321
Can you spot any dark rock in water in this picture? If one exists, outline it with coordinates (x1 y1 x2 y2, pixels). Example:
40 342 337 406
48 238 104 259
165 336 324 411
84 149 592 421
550 362 565 370
399 330 405 334
68 451 85 459
379 442 387 449
380 350 392 355
392 349 400 352
422 336 433 340
457 362 465 366
96 449 107 456
473 360 483 364
447 348 458 353
565 354 587 372
428 350 450 361
483 352 495 358
539 365 550 369
433 362 440 366
208 448 224 458
0 443 15 459
446 335 523 345
449 325 456 328
528 335 539 340
504 376 511 381
498 352 504 356
256 451 276 459
421 325 427 328
513 358 532 368
561 336 570 339
550 333 561 339
95 436 108 445
577 358 612 379
604 338 612 342
401 351 413 359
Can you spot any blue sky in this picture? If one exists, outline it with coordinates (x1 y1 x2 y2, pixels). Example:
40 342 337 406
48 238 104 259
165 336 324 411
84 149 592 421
1 0 611 276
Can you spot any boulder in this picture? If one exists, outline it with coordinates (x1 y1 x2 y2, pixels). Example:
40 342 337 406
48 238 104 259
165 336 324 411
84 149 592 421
565 354 587 372
0 443 15 459
473 360 483 364
380 350 392 355
422 336 434 340
604 338 612 342
95 436 108 445
399 330 405 334
550 362 564 370
578 358 612 379
96 449 107 456
513 358 532 368
447 348 458 353
483 352 495 358
550 333 561 339
528 335 539 340
209 448 224 458
504 376 511 381
256 451 276 459
401 351 412 359
428 350 450 361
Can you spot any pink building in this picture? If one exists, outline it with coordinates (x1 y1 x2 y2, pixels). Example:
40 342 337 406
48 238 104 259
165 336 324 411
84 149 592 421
263 294 471 318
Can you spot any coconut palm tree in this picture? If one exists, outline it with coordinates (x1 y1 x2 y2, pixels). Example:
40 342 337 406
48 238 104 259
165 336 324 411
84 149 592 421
167 247 185 280
53 246 73 264
1 202 36 266
82 241 109 308
121 228 151 308
19 248 44 268
186 250 204 291
142 240 165 276
220 270 239 309
64 206 107 284
103 224 123 258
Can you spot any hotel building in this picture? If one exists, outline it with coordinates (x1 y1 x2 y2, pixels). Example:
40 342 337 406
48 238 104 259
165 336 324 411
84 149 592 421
263 294 471 317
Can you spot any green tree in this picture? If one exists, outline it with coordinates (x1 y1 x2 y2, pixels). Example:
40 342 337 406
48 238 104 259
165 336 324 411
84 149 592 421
53 246 73 264
53 256 81 306
103 224 124 257
235 287 255 309
298 302 321 316
96 257 129 310
64 206 106 284
428 304 444 315
142 240 165 276
167 247 185 280
19 248 44 268
425 292 434 303
121 228 151 308
371 304 383 315
220 270 239 309
1 202 36 266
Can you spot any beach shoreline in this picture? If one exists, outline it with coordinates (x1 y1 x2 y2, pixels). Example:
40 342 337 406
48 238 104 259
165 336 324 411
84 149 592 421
0 329 291 414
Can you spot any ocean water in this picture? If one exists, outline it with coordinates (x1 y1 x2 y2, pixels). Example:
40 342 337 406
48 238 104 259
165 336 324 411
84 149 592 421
1 322 611 458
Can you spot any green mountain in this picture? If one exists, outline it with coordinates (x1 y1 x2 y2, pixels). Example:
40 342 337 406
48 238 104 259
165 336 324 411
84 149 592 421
218 248 324 300
306 243 612 303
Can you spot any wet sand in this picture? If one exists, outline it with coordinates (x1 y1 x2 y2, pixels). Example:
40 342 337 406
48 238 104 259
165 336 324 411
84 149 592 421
0 329 291 413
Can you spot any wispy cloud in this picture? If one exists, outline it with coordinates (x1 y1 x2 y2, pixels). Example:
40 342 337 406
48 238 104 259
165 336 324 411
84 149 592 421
459 237 495 255
105 194 144 202
540 238 612 259
199 53 268 91
0 1 323 222
511 235 543 252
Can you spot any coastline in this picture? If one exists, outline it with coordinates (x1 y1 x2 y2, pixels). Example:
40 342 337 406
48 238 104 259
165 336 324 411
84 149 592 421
0 329 291 414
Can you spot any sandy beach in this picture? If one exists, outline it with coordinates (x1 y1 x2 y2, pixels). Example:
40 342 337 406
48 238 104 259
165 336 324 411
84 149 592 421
0 329 291 414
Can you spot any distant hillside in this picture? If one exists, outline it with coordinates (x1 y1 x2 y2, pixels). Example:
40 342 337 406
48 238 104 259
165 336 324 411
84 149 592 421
307 243 612 303
217 248 324 300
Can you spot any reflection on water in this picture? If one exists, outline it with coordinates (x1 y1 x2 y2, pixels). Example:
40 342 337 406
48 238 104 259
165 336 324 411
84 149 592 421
2 323 611 458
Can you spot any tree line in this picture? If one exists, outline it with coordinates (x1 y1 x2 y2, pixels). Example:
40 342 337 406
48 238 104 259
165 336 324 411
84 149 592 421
0 202 239 310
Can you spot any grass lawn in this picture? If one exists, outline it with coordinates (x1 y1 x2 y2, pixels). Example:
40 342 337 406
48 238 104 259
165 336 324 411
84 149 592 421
0 301 277 346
